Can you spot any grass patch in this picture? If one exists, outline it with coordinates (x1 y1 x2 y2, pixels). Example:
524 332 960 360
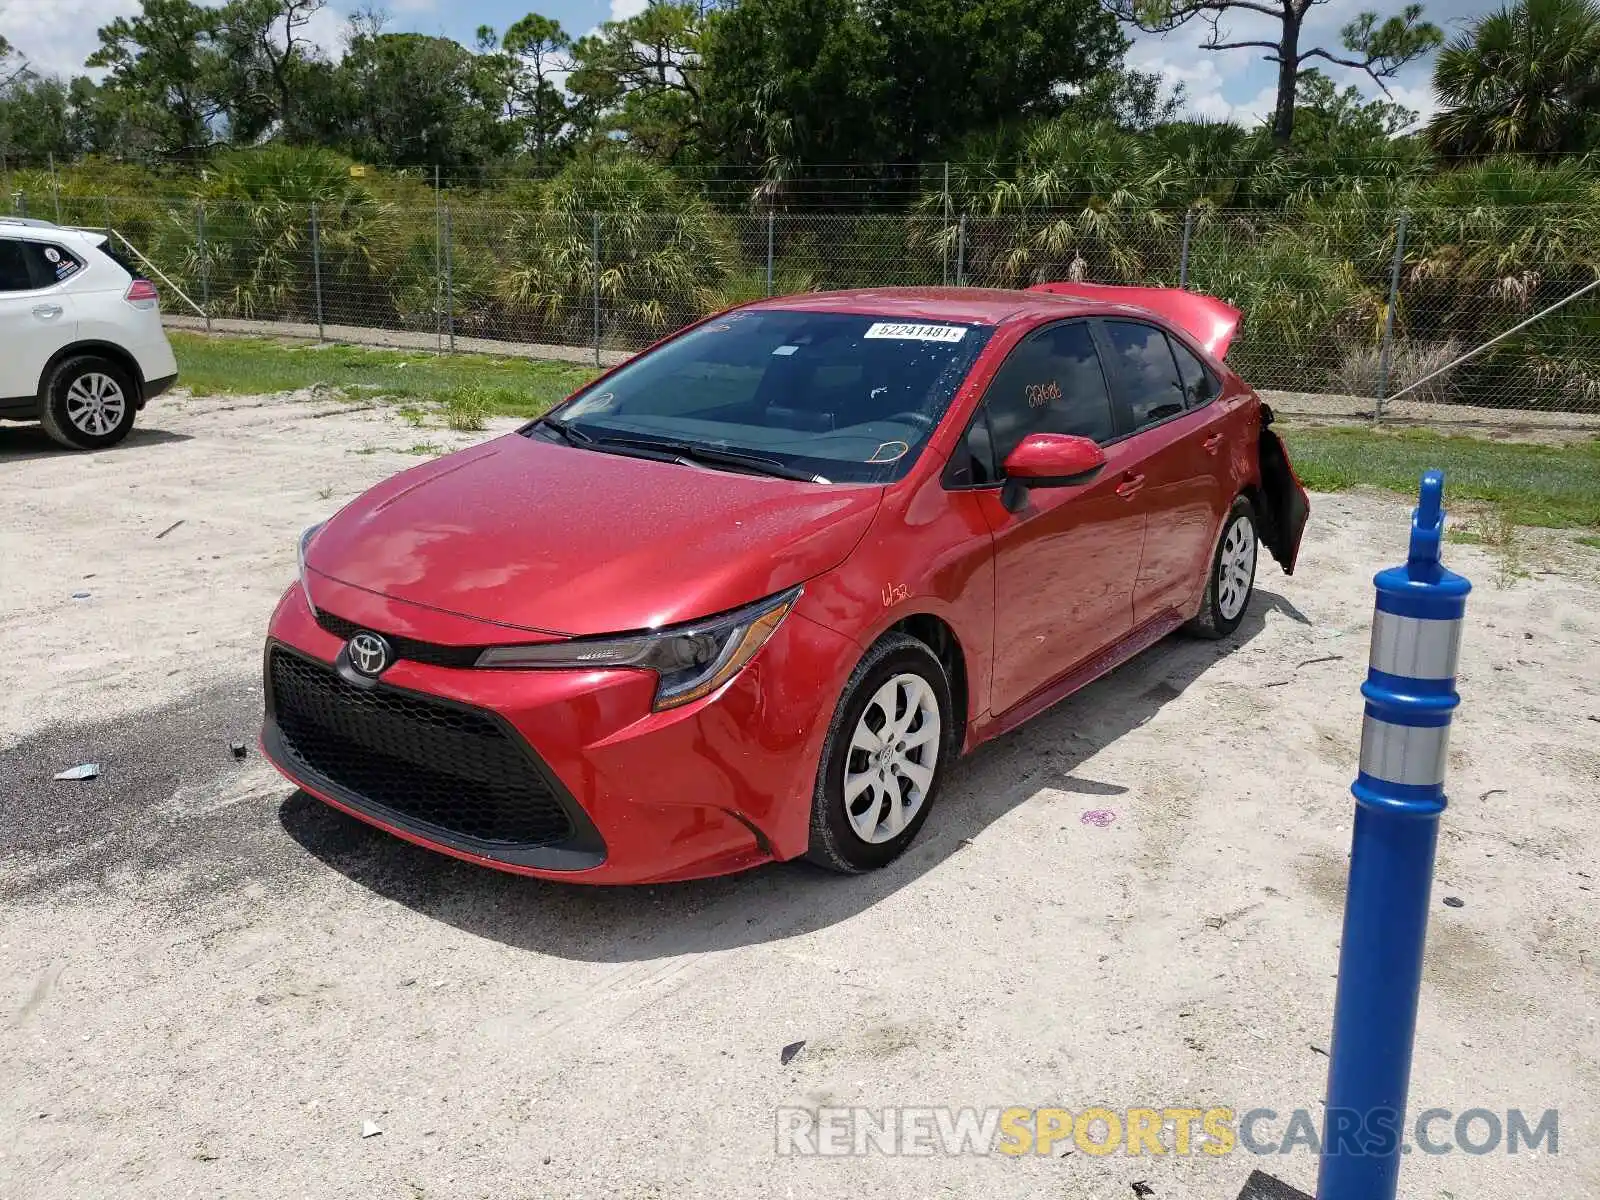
1578 535 1600 549
170 331 597 418
1281 425 1600 529
404 442 444 456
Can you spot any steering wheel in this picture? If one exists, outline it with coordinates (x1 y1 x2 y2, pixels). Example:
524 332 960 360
885 410 935 430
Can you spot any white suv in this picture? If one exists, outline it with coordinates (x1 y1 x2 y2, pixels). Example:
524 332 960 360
0 218 180 450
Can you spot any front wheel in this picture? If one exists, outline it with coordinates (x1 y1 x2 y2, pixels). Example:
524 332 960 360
806 633 954 873
1186 497 1258 639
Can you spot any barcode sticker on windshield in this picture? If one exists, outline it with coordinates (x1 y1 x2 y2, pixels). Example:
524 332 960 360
863 323 967 343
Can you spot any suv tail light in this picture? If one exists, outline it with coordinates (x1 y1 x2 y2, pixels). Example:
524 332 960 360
125 279 159 306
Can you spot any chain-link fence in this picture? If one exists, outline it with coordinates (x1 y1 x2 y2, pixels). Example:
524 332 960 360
7 189 1599 422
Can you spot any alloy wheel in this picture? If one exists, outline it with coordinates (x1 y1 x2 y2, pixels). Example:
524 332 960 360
1217 515 1257 621
843 671 942 844
65 373 127 437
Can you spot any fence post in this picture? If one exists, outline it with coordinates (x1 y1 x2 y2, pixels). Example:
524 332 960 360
196 202 211 334
103 195 113 242
766 212 775 298
16 190 25 218
1316 469 1469 1200
48 152 61 223
592 213 602 368
434 165 443 353
309 202 325 342
956 214 967 287
444 200 455 354
1179 208 1194 289
1376 210 1409 421
942 161 951 287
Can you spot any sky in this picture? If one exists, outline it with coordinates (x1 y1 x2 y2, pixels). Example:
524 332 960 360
2 0 1500 131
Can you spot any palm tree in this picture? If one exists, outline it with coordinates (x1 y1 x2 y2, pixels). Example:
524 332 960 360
1428 0 1600 158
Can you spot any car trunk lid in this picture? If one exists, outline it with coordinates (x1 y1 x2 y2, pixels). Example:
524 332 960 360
1025 282 1243 359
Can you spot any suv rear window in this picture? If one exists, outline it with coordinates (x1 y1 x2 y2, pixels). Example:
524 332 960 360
29 242 86 284
0 240 30 291
94 239 140 276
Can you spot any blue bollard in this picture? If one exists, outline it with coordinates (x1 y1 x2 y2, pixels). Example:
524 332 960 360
1316 470 1471 1200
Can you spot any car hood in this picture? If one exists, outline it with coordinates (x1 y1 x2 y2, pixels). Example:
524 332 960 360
306 433 883 637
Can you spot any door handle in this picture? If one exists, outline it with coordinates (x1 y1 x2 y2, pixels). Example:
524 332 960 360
1115 472 1146 499
1202 433 1225 455
32 304 62 319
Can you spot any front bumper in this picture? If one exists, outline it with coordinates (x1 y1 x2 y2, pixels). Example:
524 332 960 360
261 578 861 884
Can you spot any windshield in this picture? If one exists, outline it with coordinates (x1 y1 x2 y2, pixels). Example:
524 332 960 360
535 310 993 483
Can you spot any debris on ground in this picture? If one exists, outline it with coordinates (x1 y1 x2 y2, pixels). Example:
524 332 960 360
53 763 101 781
1295 654 1344 669
361 1120 383 1138
1443 896 1465 908
155 519 185 539
1311 1044 1329 1056
1080 809 1117 828
1132 1182 1156 1198
71 591 91 600
780 1040 806 1066
229 740 248 760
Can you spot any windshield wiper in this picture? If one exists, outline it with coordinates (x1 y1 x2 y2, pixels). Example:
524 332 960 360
533 415 595 446
591 435 827 484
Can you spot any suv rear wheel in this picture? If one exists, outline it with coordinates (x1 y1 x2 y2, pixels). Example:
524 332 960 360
39 355 137 451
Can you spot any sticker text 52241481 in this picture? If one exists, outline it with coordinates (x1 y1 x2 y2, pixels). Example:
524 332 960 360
863 323 968 343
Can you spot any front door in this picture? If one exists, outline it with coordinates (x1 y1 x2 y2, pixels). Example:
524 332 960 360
963 320 1144 716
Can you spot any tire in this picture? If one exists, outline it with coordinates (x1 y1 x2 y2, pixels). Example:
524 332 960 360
1185 496 1258 640
805 632 955 873
39 356 138 451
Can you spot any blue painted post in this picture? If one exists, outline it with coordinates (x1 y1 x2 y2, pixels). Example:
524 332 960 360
1317 469 1471 1200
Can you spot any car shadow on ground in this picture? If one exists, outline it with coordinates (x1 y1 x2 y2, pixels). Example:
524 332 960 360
279 587 1310 963
0 423 192 459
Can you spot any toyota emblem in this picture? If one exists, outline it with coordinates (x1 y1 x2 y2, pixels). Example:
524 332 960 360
347 631 391 677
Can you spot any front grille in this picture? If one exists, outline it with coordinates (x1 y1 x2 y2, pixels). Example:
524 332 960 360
314 611 483 669
268 648 575 848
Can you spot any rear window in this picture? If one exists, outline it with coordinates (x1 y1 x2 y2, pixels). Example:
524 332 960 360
0 240 30 291
543 310 993 483
26 241 85 285
93 239 140 276
1103 319 1186 429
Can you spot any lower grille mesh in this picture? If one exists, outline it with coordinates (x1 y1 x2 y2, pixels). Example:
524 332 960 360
269 649 574 847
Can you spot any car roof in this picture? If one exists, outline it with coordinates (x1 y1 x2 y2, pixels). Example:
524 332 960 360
738 286 1103 327
0 217 104 244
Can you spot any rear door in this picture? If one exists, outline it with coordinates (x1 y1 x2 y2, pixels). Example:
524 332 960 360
1095 318 1237 627
958 319 1143 715
0 237 81 402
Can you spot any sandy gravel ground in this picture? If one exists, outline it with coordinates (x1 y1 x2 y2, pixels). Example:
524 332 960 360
2 391 1597 1200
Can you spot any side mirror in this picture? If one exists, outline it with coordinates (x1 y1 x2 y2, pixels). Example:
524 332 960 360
1002 433 1107 488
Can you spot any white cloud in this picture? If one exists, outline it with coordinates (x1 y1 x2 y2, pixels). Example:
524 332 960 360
609 0 649 20
0 0 353 79
0 0 136 78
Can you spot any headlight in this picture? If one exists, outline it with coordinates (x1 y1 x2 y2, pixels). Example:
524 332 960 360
476 587 801 711
297 522 326 615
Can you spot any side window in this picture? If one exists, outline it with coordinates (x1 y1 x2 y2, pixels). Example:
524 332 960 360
981 322 1116 473
24 242 85 285
1103 320 1186 429
1168 335 1219 408
0 240 32 292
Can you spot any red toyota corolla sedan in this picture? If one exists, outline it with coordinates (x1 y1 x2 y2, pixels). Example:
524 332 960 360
263 284 1308 883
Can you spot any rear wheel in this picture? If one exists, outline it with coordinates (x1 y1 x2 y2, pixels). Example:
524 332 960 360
39 356 137 451
1186 496 1258 639
806 633 953 873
